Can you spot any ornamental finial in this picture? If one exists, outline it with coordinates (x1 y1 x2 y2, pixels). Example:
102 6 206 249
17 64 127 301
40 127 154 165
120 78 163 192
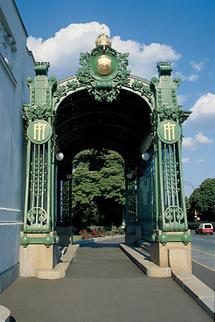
34 62 50 76
157 61 172 76
95 26 111 48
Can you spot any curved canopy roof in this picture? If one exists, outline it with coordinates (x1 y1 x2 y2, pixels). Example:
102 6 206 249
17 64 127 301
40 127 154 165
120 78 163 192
55 86 152 174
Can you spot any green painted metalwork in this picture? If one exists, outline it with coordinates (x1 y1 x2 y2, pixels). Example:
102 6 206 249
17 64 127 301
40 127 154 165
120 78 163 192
125 174 137 224
152 231 191 244
27 120 52 144
150 61 189 236
76 43 129 102
22 35 190 246
137 147 157 241
53 75 153 112
22 62 56 239
57 179 72 225
20 233 59 247
157 120 181 144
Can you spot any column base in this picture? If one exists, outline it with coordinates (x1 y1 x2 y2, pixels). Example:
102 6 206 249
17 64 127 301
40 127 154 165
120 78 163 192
150 241 192 273
19 236 59 277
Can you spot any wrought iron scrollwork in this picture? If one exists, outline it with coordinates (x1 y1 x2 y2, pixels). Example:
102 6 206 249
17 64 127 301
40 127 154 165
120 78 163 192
27 207 48 228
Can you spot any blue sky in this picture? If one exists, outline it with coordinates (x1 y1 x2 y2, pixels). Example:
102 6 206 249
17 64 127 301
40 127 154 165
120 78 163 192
16 0 215 195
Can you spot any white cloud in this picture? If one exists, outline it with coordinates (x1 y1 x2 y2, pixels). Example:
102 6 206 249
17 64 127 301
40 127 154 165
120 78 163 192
182 157 205 164
182 157 191 164
193 159 205 164
190 61 205 71
27 21 181 79
195 132 213 144
111 37 180 78
182 137 196 150
190 93 215 119
187 93 215 129
183 132 213 150
175 72 198 82
27 22 108 78
185 74 198 82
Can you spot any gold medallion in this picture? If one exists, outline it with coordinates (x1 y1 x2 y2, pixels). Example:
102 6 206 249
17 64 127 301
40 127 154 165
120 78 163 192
97 55 112 75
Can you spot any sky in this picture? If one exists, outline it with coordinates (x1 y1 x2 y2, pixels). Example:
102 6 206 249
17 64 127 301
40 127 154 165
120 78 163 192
16 0 215 195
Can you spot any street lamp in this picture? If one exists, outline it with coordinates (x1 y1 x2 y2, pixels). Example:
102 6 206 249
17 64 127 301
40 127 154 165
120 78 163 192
141 152 150 161
56 152 64 161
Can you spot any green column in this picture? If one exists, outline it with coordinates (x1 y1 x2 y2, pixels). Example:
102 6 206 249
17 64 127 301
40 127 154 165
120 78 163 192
150 62 191 244
125 176 137 225
57 179 72 226
21 62 58 246
136 146 158 241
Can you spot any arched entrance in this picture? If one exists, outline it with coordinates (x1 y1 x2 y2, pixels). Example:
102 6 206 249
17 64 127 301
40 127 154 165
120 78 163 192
20 32 192 276
55 85 152 243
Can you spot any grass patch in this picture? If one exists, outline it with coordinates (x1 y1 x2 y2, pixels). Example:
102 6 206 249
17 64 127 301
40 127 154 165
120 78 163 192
72 235 82 241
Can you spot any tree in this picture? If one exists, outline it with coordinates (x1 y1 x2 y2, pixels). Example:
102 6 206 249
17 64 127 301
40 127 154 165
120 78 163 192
71 149 125 229
189 178 215 221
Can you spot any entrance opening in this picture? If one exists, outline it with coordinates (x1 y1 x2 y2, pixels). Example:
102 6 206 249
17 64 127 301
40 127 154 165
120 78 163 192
57 148 125 232
55 87 152 242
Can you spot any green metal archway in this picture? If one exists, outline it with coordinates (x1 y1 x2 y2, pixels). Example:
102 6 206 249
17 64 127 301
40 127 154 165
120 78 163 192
20 32 192 275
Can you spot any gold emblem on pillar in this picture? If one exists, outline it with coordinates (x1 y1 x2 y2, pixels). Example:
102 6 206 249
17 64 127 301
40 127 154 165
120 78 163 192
157 120 181 144
163 121 176 141
33 121 47 141
27 120 52 144
97 55 112 75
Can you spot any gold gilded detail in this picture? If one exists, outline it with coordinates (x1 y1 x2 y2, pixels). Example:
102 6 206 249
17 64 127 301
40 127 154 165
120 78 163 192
97 55 112 75
163 121 176 141
33 122 47 141
95 30 111 47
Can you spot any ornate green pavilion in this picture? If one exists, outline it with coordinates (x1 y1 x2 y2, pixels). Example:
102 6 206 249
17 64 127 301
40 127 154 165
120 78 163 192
20 32 192 275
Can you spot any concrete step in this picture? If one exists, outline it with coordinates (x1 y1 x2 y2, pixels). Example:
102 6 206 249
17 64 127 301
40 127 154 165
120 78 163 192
36 269 65 279
140 242 150 253
172 271 215 319
120 244 171 277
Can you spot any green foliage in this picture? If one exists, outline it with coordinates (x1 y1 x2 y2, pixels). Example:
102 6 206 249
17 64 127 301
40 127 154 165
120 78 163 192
189 178 215 221
72 149 125 229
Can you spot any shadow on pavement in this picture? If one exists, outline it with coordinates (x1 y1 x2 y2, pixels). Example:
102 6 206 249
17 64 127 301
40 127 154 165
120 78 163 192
80 242 120 248
73 237 124 248
133 247 150 260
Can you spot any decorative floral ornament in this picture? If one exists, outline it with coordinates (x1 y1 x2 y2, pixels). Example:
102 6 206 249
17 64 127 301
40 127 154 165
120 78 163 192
76 32 130 102
23 103 54 123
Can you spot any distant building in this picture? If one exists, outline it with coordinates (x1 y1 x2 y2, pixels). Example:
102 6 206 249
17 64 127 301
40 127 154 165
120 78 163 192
0 0 34 292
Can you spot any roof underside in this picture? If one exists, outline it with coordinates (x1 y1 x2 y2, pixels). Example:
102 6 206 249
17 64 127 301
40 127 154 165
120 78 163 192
55 88 152 173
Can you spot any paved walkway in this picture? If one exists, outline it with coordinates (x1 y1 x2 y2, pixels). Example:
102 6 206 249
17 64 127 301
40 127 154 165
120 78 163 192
0 238 212 322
